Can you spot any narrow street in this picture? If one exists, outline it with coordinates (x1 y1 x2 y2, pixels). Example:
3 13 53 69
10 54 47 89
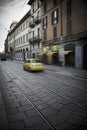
0 60 87 130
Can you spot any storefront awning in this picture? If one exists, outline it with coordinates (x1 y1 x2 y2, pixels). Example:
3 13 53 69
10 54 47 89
59 50 73 55
37 52 47 55
47 52 57 55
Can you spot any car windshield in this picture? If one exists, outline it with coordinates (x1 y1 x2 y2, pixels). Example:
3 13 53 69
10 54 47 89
32 59 40 63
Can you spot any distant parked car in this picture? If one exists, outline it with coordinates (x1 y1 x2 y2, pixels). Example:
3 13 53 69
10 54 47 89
23 59 45 72
0 53 7 60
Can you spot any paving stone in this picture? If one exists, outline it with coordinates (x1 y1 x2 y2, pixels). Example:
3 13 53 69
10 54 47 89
24 116 44 128
31 122 52 130
37 104 49 110
9 121 25 130
6 107 18 115
8 113 27 122
5 102 20 108
72 109 87 117
68 114 83 126
56 122 78 130
63 103 79 112
25 109 39 118
47 111 71 126
20 101 30 106
17 104 33 112
50 102 64 110
41 108 57 116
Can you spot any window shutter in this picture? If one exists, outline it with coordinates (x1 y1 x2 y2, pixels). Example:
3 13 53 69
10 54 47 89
52 12 54 25
57 9 58 23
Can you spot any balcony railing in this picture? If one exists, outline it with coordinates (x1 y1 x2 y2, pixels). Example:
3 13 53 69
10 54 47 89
29 35 41 43
34 16 41 24
29 37 34 43
34 35 41 41
29 21 35 28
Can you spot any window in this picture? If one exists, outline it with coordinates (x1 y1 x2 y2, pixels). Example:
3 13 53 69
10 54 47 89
52 9 58 25
38 28 40 36
43 16 47 29
26 34 28 42
53 0 57 6
38 42 40 48
53 26 57 38
23 23 25 30
19 38 21 44
21 25 22 31
33 44 34 49
67 0 72 17
38 0 41 8
23 35 25 43
21 37 22 44
67 0 72 34
37 11 40 19
44 2 47 13
32 4 34 13
67 19 72 34
43 29 47 40
33 31 34 39
26 20 29 28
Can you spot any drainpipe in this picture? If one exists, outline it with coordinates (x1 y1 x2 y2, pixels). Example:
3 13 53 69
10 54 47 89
61 0 63 40
14 33 15 60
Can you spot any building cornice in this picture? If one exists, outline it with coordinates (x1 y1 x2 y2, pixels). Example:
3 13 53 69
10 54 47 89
27 0 34 5
8 10 31 36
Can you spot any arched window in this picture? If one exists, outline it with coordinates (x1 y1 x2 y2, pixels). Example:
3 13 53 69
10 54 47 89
26 48 28 51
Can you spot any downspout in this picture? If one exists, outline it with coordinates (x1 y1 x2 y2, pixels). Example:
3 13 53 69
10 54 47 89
61 0 63 40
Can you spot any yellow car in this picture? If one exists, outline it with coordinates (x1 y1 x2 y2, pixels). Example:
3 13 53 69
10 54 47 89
23 59 45 72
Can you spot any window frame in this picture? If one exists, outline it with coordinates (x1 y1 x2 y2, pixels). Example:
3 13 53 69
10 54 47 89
43 16 47 29
52 9 58 25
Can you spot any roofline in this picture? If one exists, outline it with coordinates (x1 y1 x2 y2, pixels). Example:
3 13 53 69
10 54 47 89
27 0 34 5
8 10 31 36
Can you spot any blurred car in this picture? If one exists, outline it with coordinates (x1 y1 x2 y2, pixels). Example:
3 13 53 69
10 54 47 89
23 59 45 72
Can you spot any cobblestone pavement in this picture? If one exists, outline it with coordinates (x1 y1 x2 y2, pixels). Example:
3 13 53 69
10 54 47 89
0 60 87 130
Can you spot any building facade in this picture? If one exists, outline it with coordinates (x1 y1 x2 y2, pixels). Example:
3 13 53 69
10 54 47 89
40 0 87 69
28 0 42 59
7 11 31 60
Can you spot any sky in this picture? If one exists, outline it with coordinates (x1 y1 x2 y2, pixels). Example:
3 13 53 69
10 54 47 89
0 0 30 52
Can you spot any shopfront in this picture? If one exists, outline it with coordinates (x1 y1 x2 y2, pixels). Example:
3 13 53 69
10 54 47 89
64 44 75 67
42 45 59 64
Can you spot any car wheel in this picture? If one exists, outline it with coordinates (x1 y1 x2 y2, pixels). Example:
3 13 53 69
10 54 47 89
28 67 32 72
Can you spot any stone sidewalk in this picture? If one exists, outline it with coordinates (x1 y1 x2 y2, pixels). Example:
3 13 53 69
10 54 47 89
0 61 87 130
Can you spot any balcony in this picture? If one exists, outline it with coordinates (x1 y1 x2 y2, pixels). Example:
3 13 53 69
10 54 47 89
34 16 41 24
29 35 41 43
29 21 35 28
34 35 41 42
29 37 34 43
40 0 44 1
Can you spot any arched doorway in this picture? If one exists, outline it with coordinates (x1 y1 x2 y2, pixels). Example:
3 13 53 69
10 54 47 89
52 53 58 65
